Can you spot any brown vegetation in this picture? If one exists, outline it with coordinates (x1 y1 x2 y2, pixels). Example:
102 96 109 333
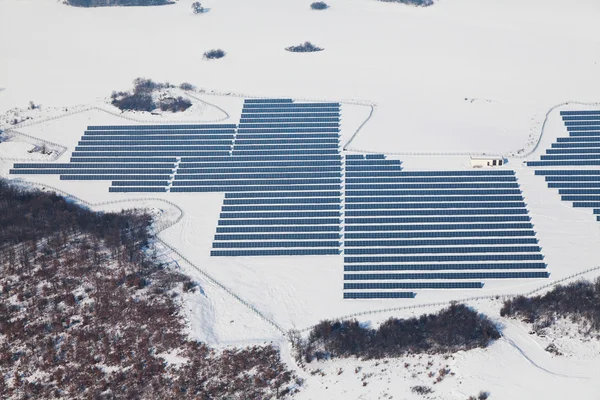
0 180 295 398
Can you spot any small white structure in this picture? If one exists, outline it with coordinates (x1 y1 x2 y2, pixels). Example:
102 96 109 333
470 156 504 168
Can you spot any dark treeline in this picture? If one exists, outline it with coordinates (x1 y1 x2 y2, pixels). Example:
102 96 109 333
0 180 295 399
0 180 151 254
67 0 173 7
300 304 500 362
501 279 600 332
380 0 434 6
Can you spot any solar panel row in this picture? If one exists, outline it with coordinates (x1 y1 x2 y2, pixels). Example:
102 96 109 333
346 223 534 231
87 124 236 130
109 187 168 192
239 123 340 128
211 248 341 256
345 238 538 247
85 129 236 135
345 254 544 263
345 282 484 289
243 102 339 108
344 272 549 280
344 292 416 299
237 113 340 118
344 262 547 271
346 189 522 196
346 230 536 239
240 118 340 123
345 183 521 190
79 140 234 146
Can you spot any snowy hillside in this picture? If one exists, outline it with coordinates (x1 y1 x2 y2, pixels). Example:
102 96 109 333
2 0 600 398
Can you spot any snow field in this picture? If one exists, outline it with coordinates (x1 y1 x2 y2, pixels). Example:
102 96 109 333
3 0 600 396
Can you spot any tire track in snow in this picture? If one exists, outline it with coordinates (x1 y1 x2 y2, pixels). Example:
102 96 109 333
501 320 590 380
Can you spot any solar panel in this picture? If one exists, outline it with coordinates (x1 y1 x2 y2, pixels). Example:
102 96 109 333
212 241 341 248
344 246 541 255
344 282 484 290
215 233 341 241
344 254 544 263
344 262 546 271
216 225 341 233
345 238 537 247
218 218 340 226
343 209 528 216
344 202 527 209
345 223 534 231
343 272 549 280
343 292 416 299
211 248 341 256
345 230 536 239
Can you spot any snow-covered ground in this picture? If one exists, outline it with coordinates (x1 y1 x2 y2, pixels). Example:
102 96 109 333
2 0 600 397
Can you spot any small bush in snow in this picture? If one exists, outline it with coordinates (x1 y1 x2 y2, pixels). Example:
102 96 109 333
310 1 329 10
179 82 195 90
191 1 205 14
204 49 226 59
411 385 434 395
467 392 491 400
285 41 324 53
478 391 491 400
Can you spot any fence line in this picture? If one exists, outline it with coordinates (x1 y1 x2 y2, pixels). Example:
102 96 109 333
193 87 376 107
509 100 600 159
156 238 286 335
1 94 237 134
7 95 600 339
345 101 600 160
11 180 287 336
299 265 600 333
343 149 504 158
183 92 230 122
1 129 68 163
342 104 375 151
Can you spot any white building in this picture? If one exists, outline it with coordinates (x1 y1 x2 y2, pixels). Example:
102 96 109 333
470 156 504 168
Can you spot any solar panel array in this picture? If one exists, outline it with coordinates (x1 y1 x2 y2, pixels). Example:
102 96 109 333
528 110 600 221
209 99 343 256
8 98 553 299
10 124 238 192
343 154 548 299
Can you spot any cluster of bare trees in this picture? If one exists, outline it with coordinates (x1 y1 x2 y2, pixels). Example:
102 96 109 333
111 78 192 113
501 278 600 332
0 180 295 399
297 303 500 362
